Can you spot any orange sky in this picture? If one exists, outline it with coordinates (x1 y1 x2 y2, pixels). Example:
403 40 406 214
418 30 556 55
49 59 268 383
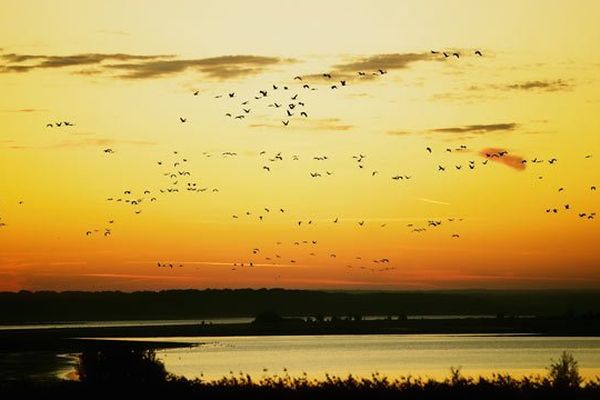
0 1 599 291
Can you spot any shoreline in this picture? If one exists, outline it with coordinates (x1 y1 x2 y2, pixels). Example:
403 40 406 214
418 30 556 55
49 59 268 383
2 316 600 354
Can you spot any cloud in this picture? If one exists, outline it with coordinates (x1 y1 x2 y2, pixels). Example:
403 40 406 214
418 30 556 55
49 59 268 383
386 130 411 136
419 198 451 206
430 123 517 134
333 52 436 73
294 53 439 85
479 147 526 170
97 29 130 36
503 79 572 91
1 108 45 113
294 53 439 84
0 52 293 80
5 137 156 150
108 55 293 79
0 52 174 71
250 118 353 132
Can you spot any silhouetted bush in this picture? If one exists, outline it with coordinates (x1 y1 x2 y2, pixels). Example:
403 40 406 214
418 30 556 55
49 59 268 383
548 351 583 389
77 348 169 385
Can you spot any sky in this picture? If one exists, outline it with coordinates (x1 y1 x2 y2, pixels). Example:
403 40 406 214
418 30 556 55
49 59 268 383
0 0 599 291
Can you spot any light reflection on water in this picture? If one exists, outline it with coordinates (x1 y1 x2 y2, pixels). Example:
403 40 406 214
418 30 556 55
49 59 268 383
0 316 516 331
0 318 253 331
141 335 600 381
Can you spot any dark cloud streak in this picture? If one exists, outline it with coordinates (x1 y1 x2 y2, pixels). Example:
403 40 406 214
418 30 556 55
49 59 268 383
333 53 436 72
0 52 293 80
503 79 572 91
430 123 517 134
107 55 292 80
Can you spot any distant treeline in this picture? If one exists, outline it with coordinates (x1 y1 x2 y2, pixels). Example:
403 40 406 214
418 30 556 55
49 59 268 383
1 289 600 323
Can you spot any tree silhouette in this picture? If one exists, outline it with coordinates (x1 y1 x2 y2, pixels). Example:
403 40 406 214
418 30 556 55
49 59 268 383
548 351 583 389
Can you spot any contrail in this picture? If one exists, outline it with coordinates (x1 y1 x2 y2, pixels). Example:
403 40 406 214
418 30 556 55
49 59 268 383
419 197 450 205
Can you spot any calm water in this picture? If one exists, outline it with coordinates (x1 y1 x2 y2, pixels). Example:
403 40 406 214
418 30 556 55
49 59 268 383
0 316 504 331
94 334 600 381
0 318 253 331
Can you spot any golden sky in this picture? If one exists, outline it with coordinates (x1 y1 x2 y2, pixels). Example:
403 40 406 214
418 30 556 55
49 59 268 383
0 0 599 291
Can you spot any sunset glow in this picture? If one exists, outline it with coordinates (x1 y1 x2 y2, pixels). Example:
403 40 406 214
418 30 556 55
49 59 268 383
1 0 599 291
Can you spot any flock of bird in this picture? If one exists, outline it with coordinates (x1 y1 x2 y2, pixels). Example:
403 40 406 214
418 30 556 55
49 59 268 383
2 49 597 278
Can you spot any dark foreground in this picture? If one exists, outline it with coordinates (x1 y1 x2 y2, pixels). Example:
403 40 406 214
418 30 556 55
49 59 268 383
1 348 598 400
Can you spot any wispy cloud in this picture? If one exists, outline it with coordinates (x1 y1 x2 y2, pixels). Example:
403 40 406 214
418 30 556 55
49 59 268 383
333 52 436 73
0 52 294 80
479 147 526 170
80 273 194 281
97 29 130 36
1 108 46 113
386 130 411 136
250 118 353 132
5 137 156 150
295 53 440 84
430 123 517 134
419 198 451 206
502 79 572 91
0 52 174 73
108 55 295 80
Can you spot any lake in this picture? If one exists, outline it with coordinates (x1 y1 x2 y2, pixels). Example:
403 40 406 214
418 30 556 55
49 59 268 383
85 334 600 381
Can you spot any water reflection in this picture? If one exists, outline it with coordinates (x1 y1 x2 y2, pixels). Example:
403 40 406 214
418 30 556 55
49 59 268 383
145 335 600 380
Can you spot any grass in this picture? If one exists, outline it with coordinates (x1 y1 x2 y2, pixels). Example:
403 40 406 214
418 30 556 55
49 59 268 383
1 350 599 399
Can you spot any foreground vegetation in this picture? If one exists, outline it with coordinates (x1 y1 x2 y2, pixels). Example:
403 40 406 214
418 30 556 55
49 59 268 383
1 349 599 399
